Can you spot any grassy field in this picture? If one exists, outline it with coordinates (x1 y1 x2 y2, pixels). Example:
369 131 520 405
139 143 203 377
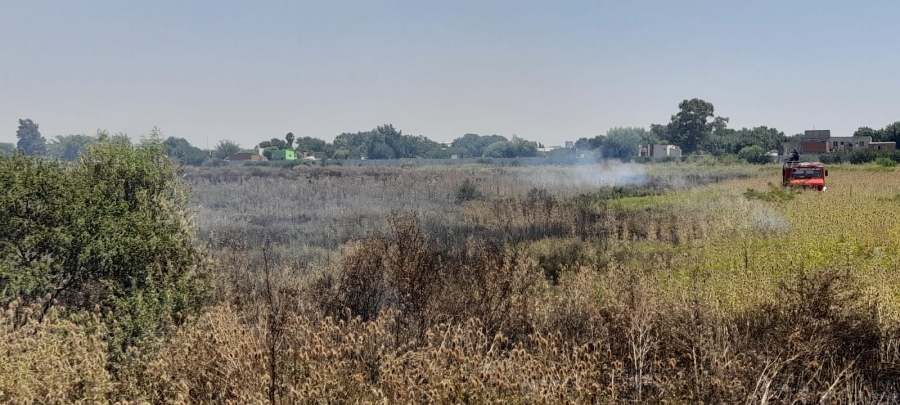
4 161 900 404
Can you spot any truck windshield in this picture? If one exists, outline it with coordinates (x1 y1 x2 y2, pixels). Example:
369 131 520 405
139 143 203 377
791 168 822 178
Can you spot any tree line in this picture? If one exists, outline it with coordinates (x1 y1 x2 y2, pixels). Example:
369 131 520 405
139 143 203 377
6 100 898 164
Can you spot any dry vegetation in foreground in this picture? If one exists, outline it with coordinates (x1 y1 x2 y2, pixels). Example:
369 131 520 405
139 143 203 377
4 161 900 404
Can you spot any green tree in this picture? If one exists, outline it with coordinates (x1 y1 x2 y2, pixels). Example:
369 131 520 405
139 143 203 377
878 122 900 144
574 135 604 151
854 126 879 139
215 139 242 160
258 138 289 150
451 133 508 157
368 142 396 159
738 145 771 164
164 137 207 166
0 142 14 155
47 134 97 161
602 127 645 159
295 136 326 153
285 132 295 149
664 99 727 154
0 139 206 354
16 118 46 156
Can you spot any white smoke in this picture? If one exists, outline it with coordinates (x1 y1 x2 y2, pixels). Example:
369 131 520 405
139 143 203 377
573 161 648 187
751 209 790 232
520 160 649 193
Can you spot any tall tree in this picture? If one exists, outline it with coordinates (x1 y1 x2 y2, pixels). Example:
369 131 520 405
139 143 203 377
258 138 289 150
164 137 207 166
451 133 508 157
16 119 46 156
214 140 242 159
47 134 97 161
285 132 295 149
0 142 14 155
664 99 726 154
602 127 646 159
877 122 900 144
853 126 879 139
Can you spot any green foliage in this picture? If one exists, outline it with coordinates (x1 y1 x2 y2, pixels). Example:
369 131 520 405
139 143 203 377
0 140 207 356
214 139 241 160
258 138 289 151
163 137 207 166
704 126 787 156
47 134 97 161
455 178 482 203
333 124 448 159
853 126 879 139
15 119 46 156
662 99 728 154
482 136 538 158
284 132 295 149
451 133 508 158
737 145 770 164
602 127 646 159
873 121 900 144
0 142 14 155
819 153 843 164
875 157 897 167
743 182 799 202
848 148 876 164
574 135 603 151
295 136 329 154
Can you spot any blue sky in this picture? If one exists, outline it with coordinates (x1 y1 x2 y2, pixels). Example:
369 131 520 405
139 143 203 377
2 0 898 148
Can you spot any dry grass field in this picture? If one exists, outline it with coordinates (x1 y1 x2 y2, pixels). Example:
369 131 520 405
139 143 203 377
4 161 900 404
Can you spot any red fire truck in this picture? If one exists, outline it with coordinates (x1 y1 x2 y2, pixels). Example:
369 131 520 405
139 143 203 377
782 161 828 191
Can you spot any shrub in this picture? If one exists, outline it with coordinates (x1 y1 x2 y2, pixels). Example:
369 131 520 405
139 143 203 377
849 148 876 164
0 140 207 359
743 182 799 202
875 157 897 167
819 153 843 164
737 145 771 164
455 178 482 203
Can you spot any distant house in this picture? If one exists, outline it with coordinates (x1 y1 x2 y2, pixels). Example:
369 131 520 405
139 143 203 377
227 153 267 161
869 142 897 151
830 136 871 151
270 150 297 160
782 130 894 155
637 144 682 157
299 151 326 160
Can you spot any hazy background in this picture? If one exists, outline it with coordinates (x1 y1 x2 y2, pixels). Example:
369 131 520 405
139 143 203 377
2 0 897 147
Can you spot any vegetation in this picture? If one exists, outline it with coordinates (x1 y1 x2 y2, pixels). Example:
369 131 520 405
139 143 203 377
15 118 46 156
1 140 207 367
4 156 900 403
0 142 14 155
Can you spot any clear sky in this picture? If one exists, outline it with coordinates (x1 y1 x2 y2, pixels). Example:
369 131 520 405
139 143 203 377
2 0 898 148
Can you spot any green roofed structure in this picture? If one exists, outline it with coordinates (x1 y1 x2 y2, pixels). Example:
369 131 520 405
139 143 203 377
271 149 296 160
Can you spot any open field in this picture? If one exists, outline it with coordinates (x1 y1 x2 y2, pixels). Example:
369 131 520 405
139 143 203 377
4 161 900 404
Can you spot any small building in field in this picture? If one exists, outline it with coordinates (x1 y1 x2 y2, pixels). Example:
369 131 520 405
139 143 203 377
869 142 897 151
227 153 267 161
830 136 871 152
271 150 297 160
637 144 682 157
653 144 682 157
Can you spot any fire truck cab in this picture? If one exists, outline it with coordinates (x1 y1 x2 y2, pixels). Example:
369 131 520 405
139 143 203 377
782 161 828 191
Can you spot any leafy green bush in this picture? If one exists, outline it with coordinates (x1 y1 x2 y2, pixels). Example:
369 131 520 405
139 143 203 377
737 145 771 164
744 182 799 202
819 153 843 164
455 178 483 203
875 157 897 167
849 148 876 164
0 139 207 358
